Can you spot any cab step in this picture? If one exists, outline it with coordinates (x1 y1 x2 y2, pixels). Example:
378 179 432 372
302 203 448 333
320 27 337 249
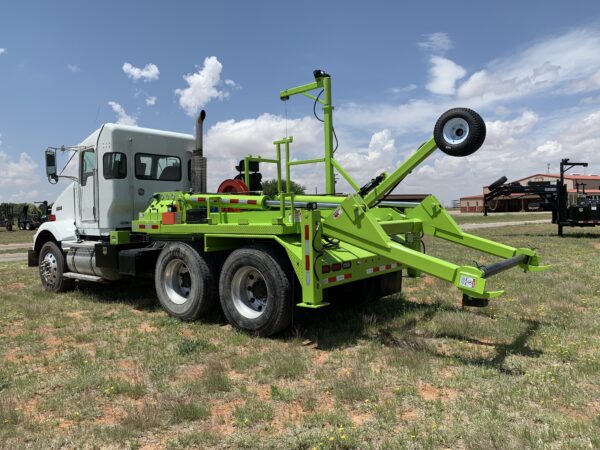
63 272 105 282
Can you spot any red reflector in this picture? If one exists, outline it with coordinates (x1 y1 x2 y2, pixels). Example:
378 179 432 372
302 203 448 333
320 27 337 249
305 255 310 270
332 263 342 271
322 265 331 274
196 197 206 203
139 224 146 229
304 225 309 240
247 199 257 205
229 198 239 204
151 224 159 229
48 214 56 222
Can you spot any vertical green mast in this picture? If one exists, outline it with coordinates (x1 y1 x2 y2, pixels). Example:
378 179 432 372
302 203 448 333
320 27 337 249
279 70 336 195
321 74 335 194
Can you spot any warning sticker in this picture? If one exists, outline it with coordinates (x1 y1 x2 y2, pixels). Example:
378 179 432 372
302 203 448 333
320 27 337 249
459 275 476 289
332 207 343 220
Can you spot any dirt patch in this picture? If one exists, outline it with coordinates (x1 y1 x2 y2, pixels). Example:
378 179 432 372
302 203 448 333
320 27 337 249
181 328 194 338
208 398 244 436
45 336 64 348
139 322 158 333
3 348 33 363
418 382 457 402
272 400 307 429
559 406 587 421
313 351 329 367
421 276 436 286
401 409 419 421
591 242 600 250
5 282 25 291
66 311 86 320
350 410 371 426
4 320 24 338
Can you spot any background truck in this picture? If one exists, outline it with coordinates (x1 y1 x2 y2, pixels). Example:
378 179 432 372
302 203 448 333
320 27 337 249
29 70 548 336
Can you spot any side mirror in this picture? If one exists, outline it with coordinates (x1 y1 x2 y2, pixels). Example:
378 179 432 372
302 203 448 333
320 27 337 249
45 149 58 182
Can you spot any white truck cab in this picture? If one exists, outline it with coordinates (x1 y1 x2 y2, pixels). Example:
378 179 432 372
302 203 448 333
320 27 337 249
30 122 199 281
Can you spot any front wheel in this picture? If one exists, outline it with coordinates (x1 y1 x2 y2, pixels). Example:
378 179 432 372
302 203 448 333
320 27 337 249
155 242 217 321
39 241 73 292
219 246 292 336
434 108 486 157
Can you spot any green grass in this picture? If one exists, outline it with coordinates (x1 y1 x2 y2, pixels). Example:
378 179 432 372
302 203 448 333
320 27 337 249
0 229 34 245
0 223 599 448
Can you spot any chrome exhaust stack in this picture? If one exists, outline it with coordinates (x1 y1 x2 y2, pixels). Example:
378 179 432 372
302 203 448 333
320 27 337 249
191 110 207 193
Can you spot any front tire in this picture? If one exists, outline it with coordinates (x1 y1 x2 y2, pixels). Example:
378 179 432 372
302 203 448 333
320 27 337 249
39 241 73 292
434 108 486 157
155 242 217 321
219 246 292 336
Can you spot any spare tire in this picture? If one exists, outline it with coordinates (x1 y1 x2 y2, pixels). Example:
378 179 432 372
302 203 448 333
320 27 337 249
434 108 486 157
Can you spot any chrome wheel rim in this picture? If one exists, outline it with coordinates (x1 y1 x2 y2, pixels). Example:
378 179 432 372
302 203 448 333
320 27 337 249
163 259 191 305
231 266 268 319
40 252 58 285
443 117 469 145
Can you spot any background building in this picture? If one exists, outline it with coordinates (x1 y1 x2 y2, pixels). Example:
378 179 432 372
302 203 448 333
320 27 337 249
460 173 600 213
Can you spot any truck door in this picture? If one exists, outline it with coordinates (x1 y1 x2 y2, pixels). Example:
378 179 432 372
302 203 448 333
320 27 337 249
79 148 97 223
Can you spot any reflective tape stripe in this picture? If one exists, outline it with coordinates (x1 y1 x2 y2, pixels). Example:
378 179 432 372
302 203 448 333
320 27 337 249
304 225 310 286
366 262 398 274
195 197 258 205
322 273 352 285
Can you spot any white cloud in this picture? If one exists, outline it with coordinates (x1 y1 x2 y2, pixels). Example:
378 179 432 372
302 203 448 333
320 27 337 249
0 151 40 187
145 96 157 106
535 140 563 156
204 113 321 190
418 32 452 54
457 28 600 104
175 56 234 116
390 84 417 94
67 64 80 73
484 110 538 147
0 48 6 56
122 62 160 81
224 79 241 89
0 132 2 146
107 101 137 126
8 190 39 203
426 56 466 95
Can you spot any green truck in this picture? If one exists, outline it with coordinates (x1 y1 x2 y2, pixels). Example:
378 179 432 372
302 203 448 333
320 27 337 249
29 70 549 336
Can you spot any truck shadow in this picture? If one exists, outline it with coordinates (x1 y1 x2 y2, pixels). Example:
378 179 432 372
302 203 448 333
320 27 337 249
74 279 544 375
76 278 160 312
293 295 543 376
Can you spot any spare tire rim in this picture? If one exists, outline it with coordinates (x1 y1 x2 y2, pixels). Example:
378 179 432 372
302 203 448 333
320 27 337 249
164 259 191 305
231 266 268 319
40 252 58 285
443 117 469 145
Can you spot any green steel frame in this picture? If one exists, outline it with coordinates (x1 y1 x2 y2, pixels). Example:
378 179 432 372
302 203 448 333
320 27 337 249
131 71 549 309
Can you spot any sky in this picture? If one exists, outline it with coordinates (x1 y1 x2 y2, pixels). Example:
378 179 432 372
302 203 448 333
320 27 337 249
2 1 600 205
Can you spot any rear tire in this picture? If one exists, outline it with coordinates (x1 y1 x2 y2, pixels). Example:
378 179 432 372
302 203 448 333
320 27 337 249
219 245 292 336
39 241 73 292
434 108 486 157
155 242 217 321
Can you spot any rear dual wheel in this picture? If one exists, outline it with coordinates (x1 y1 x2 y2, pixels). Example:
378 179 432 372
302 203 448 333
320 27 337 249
219 246 292 336
155 242 217 321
